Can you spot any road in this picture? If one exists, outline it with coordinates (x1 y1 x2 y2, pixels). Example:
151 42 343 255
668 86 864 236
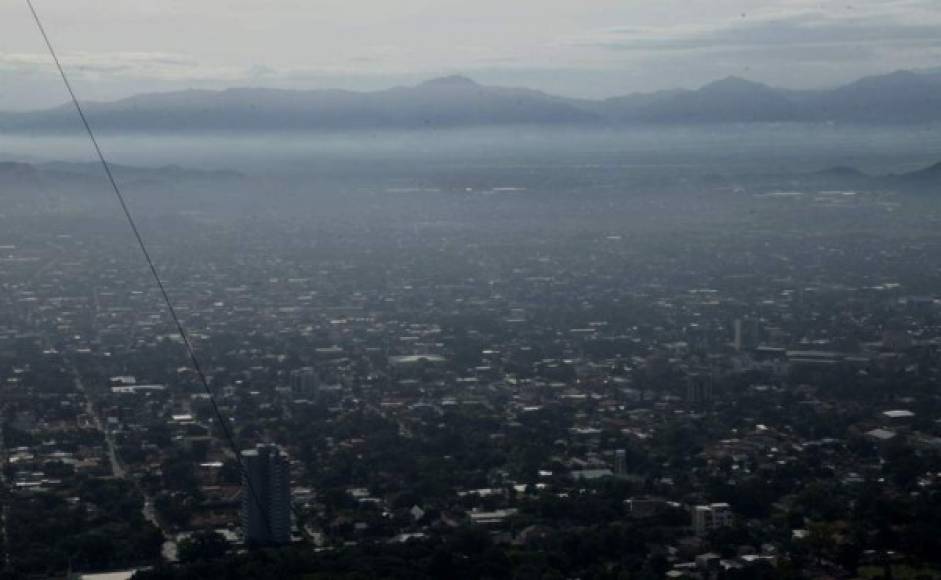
6 245 179 563
69 364 178 562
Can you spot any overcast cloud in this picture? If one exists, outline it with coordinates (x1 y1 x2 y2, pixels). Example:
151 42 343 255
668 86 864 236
1 0 940 109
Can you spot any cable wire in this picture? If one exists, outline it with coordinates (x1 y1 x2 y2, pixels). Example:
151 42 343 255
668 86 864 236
24 0 280 545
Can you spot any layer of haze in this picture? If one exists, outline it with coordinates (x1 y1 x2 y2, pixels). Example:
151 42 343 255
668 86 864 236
6 126 941 176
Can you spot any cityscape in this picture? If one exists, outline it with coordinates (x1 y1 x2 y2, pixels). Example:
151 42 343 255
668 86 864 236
4 1 941 578
1 157 940 578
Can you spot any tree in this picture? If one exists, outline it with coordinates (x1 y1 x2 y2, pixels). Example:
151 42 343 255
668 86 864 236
178 530 230 563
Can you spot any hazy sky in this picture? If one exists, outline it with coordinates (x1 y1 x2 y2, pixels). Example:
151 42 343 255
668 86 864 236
2 0 941 110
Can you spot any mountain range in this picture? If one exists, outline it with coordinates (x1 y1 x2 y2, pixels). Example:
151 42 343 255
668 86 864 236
3 70 941 132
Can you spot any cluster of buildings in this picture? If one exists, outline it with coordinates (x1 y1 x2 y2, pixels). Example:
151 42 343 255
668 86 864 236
0 185 940 578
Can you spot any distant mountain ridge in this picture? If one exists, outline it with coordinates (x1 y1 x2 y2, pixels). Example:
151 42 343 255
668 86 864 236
0 75 594 132
1 158 940 217
4 157 941 191
4 70 941 132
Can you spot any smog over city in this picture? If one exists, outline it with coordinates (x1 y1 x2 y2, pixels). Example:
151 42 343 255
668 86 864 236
2 2 941 579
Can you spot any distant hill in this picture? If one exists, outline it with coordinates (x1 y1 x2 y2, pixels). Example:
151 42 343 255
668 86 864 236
0 75 596 133
883 160 941 193
599 71 941 124
606 77 801 123
4 70 941 132
806 71 941 123
804 160 941 193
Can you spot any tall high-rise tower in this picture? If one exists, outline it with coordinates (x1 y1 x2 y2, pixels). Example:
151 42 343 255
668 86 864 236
614 449 627 477
241 444 292 545
290 367 319 398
